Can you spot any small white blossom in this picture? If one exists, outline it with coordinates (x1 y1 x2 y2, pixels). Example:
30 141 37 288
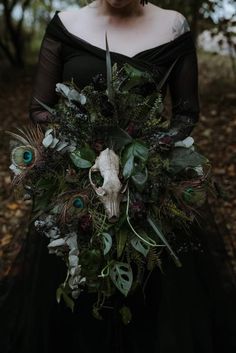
174 136 194 148
9 163 22 175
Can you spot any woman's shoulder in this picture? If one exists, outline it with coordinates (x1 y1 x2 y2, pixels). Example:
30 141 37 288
148 5 190 38
57 5 91 27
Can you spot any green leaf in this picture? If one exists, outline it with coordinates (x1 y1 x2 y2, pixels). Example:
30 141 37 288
92 305 103 320
123 155 134 179
56 286 63 304
70 150 92 169
33 97 56 116
110 262 133 297
124 141 149 162
107 126 133 150
147 216 182 268
122 141 149 179
121 64 153 91
131 235 150 257
56 286 75 312
116 226 128 258
169 147 208 174
105 32 114 102
102 232 112 255
80 144 96 163
131 167 148 192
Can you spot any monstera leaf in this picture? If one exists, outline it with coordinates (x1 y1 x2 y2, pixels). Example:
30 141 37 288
131 235 150 257
110 262 133 296
102 232 112 255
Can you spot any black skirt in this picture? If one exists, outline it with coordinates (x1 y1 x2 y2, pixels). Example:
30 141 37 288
1 204 236 353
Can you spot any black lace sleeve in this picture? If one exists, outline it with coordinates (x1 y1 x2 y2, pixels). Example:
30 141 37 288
29 34 63 123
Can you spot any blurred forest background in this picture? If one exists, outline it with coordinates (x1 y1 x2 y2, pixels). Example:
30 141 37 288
0 0 236 284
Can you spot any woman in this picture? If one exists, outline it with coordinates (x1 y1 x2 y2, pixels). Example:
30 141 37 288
1 1 236 353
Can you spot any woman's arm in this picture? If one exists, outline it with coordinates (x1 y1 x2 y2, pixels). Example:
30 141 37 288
168 13 200 142
168 43 200 141
29 35 63 123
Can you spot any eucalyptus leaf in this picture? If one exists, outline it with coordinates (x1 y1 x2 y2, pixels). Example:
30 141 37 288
68 90 86 105
56 83 70 97
131 167 148 192
169 147 208 174
110 262 133 297
123 155 134 179
103 232 112 255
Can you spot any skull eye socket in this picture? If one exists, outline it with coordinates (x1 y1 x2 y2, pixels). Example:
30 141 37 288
93 172 104 187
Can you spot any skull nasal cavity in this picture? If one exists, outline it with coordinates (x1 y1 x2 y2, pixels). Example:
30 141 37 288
108 215 118 223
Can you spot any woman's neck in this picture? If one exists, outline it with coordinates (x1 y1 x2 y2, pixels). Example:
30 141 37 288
95 0 145 19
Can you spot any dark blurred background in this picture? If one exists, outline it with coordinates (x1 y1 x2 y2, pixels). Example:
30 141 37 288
0 0 235 282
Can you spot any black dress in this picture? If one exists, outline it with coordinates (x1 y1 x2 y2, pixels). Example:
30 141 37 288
1 11 236 353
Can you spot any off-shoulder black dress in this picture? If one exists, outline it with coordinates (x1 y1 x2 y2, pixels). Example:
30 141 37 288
1 11 236 353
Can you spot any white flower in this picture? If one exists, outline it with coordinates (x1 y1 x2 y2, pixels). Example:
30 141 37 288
47 226 61 239
42 130 54 148
9 163 22 175
68 254 79 268
65 232 78 251
34 219 46 229
174 136 194 149
194 166 204 176
42 129 76 153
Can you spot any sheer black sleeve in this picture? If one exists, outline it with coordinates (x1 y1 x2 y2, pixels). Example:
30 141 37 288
29 34 63 123
168 44 200 141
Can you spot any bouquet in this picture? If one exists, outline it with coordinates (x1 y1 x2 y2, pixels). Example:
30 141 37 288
7 44 214 322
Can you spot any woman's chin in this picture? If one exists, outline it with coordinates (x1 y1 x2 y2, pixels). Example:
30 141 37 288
106 0 135 9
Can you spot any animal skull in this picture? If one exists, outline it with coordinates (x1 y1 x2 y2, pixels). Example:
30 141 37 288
89 148 124 222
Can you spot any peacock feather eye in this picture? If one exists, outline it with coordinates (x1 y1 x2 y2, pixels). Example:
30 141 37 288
11 145 37 169
72 197 84 209
23 150 33 164
182 187 194 203
182 187 206 207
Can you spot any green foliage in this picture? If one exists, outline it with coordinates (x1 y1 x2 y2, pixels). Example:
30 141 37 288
110 262 133 297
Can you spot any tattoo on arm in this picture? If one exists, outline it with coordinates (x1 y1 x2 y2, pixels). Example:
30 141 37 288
172 15 190 39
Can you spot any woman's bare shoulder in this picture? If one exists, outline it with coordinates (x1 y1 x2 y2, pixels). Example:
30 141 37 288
58 6 90 26
149 4 190 38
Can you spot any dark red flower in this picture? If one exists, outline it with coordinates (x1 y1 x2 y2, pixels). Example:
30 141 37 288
131 200 146 218
126 122 138 137
79 214 93 233
93 139 104 152
158 135 174 151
